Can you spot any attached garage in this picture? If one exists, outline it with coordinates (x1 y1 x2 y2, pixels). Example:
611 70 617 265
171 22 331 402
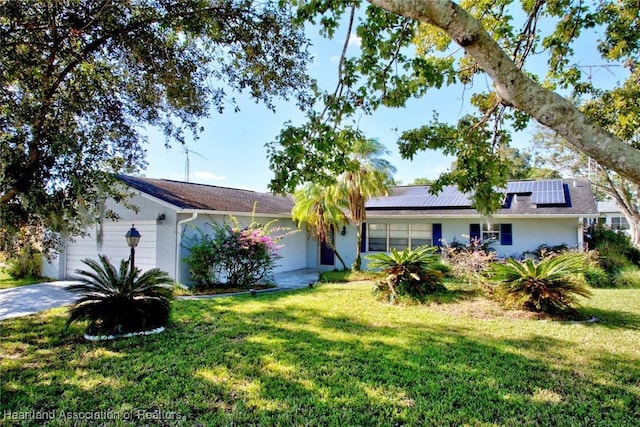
65 221 157 278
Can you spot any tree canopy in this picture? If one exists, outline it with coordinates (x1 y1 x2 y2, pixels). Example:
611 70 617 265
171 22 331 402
5 0 640 248
267 0 640 215
0 0 311 244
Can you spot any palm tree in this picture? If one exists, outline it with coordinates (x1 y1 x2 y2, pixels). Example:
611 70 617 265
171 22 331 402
337 137 396 271
487 253 592 314
366 246 445 303
65 255 174 336
292 183 349 270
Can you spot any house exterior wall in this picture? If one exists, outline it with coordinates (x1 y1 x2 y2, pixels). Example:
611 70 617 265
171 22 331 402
303 226 358 270
44 192 178 280
357 216 582 269
177 213 307 286
105 193 178 278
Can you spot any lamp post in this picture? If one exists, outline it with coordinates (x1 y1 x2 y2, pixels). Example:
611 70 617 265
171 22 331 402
125 225 141 275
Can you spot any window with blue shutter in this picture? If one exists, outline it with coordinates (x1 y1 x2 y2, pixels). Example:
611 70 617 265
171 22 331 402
500 224 513 245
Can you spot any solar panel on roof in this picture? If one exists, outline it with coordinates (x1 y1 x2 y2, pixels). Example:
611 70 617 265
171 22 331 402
531 180 566 204
366 185 472 208
505 180 566 205
367 179 568 209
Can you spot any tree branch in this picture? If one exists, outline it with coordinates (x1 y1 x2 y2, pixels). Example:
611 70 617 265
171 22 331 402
368 0 640 185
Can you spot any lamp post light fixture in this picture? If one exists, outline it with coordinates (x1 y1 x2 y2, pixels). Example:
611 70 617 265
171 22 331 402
125 225 141 274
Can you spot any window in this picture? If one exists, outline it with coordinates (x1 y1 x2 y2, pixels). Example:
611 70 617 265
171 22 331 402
611 216 630 230
368 224 387 252
411 224 433 249
389 224 409 250
482 223 500 241
367 224 436 251
472 223 512 245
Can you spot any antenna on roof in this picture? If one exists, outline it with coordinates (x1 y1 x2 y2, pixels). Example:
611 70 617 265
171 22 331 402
183 146 207 182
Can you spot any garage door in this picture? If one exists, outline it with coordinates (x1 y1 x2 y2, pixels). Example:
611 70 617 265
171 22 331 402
66 221 157 278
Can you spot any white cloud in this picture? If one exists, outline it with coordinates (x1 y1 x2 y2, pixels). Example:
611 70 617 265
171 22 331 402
348 33 361 48
191 171 227 182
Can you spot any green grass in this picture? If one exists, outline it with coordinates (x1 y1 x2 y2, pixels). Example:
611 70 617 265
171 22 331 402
1 283 639 426
0 269 45 289
318 269 381 283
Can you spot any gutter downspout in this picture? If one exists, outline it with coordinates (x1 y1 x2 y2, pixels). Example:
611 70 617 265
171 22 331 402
176 212 199 285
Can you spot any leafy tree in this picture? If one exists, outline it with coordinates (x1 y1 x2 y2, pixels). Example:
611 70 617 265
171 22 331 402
336 137 396 271
533 125 640 245
1 0 311 242
269 0 640 216
291 183 349 270
412 178 433 185
65 255 174 336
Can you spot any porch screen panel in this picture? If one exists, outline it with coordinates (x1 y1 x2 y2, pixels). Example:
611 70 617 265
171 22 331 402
389 224 409 250
368 224 387 252
411 224 433 249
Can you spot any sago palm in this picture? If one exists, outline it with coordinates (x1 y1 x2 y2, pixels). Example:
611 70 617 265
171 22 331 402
487 253 591 314
366 246 444 302
66 255 174 336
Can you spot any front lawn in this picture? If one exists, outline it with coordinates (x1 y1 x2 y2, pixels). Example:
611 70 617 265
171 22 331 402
0 269 45 289
1 283 639 426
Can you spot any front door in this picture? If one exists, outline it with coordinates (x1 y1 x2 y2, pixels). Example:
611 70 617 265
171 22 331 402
320 228 335 266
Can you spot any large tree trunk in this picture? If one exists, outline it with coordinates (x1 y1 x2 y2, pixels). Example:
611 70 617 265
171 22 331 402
352 221 363 271
368 0 640 185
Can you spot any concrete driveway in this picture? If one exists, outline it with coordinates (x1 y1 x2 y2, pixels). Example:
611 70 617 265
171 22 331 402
0 269 321 321
0 281 80 321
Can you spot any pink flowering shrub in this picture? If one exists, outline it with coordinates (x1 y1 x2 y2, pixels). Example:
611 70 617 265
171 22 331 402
184 215 290 291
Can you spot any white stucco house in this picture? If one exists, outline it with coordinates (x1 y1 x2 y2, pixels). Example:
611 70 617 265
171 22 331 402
44 176 598 285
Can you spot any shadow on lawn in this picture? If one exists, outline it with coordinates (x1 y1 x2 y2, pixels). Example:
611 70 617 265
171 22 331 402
576 306 640 330
1 285 638 425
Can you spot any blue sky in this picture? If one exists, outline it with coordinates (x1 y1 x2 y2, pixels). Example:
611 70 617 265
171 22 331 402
142 17 623 192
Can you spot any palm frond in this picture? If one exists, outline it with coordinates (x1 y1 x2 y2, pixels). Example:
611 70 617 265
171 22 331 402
65 255 174 336
487 253 591 313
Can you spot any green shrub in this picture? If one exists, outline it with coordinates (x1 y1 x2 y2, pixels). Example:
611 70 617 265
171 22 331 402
5 246 42 279
584 265 611 288
487 253 591 314
591 225 640 274
431 261 452 277
183 216 289 292
66 255 174 336
366 246 445 303
613 267 640 289
522 243 570 260
183 231 219 291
